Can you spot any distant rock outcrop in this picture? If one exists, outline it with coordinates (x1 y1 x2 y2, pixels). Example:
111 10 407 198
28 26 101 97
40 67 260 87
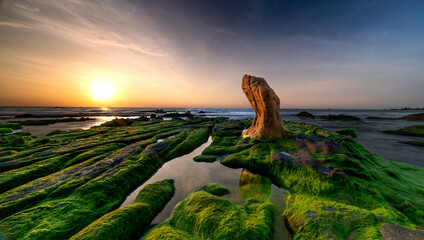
297 111 315 118
400 113 424 121
241 74 293 138
320 114 361 121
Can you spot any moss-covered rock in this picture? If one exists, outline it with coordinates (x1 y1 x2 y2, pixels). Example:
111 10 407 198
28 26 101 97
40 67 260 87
0 122 21 130
193 154 217 163
142 187 274 240
197 183 230 196
70 179 175 240
335 128 358 138
219 120 424 239
0 128 13 134
399 113 424 121
1 117 423 239
383 125 424 137
0 118 215 239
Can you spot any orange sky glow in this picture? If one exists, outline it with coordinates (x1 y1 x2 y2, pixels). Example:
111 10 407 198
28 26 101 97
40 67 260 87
0 1 423 109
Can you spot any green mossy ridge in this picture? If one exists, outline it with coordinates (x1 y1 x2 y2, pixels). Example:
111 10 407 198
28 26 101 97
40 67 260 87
284 194 380 239
335 128 358 138
0 120 183 166
0 143 124 193
0 134 36 150
198 183 230 196
0 118 213 239
70 179 175 240
383 125 424 137
193 154 217 163
201 120 252 156
400 141 424 147
142 189 274 240
0 122 21 130
0 152 116 220
0 128 13 134
217 120 424 239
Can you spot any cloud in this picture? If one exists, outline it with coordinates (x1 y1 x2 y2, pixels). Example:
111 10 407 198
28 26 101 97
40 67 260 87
0 0 164 57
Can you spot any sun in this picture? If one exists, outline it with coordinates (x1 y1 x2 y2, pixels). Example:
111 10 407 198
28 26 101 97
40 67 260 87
92 82 115 101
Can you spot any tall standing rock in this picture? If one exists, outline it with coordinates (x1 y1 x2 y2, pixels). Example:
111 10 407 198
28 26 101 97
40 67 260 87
242 74 293 138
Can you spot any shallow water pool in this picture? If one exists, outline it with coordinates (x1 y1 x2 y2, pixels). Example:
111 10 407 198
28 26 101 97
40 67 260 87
121 136 292 239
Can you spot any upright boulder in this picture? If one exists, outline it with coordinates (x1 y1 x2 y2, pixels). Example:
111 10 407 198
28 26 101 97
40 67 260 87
242 74 293 138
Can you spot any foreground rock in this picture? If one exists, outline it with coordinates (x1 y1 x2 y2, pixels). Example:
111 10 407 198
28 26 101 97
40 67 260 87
70 179 175 240
242 74 293 138
0 118 214 239
218 120 424 239
142 183 274 240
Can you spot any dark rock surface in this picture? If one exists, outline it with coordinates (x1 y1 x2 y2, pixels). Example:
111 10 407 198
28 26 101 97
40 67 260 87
297 111 314 118
271 136 347 177
320 114 361 121
400 113 424 121
380 222 424 240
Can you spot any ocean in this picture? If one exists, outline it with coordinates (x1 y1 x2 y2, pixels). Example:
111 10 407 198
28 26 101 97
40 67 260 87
1 106 423 167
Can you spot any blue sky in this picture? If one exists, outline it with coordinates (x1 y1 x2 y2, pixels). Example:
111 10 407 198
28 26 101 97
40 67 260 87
0 0 423 108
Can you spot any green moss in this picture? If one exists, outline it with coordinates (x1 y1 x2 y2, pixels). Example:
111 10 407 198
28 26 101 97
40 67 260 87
198 183 230 196
284 194 381 239
218 120 424 239
70 179 175 240
0 143 124 193
1 117 423 239
45 130 62 136
335 128 358 138
193 154 217 163
0 128 13 134
383 125 424 137
0 122 21 130
0 118 214 239
143 189 274 240
142 223 193 240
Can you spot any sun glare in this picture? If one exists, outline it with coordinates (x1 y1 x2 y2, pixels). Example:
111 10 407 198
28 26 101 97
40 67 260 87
92 82 115 101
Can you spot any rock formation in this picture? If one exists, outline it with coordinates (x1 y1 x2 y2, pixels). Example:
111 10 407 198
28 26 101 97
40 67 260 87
241 74 293 138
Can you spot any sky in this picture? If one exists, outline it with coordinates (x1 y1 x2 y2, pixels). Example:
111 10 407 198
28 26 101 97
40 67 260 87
0 0 423 108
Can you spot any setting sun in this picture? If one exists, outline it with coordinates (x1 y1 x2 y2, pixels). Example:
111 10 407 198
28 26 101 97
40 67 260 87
92 82 115 101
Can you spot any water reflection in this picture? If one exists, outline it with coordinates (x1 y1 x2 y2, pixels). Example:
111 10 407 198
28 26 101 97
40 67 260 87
239 169 272 201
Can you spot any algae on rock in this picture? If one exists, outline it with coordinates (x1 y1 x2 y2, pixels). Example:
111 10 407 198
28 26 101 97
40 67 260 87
142 183 274 240
70 179 175 240
0 118 215 239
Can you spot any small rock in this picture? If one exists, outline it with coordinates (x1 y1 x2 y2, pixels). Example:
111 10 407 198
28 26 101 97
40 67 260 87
380 222 424 240
297 111 315 118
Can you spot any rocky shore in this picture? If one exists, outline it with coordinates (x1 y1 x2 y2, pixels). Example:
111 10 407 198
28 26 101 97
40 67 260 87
0 76 423 239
